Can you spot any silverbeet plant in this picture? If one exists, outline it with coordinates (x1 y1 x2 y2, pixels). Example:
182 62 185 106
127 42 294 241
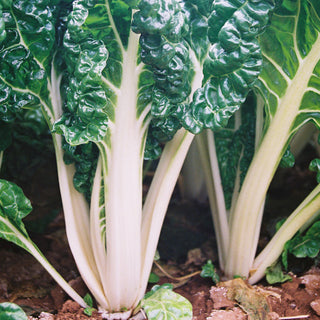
0 0 273 318
191 0 320 284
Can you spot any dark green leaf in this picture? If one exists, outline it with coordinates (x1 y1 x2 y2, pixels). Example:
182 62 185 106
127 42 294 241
279 147 295 168
200 260 220 284
265 261 292 284
256 0 320 135
0 302 27 320
148 272 160 284
215 94 256 209
290 221 320 259
181 0 274 133
310 158 320 183
282 221 320 270
0 180 33 252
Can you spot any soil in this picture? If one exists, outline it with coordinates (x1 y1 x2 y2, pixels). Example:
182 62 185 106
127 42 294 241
1 223 320 320
1 146 320 319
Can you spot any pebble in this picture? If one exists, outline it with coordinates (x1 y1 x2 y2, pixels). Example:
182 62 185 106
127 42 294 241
310 298 320 316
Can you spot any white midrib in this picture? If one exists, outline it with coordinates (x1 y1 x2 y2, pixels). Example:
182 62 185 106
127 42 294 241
102 30 145 313
137 54 204 303
225 35 320 278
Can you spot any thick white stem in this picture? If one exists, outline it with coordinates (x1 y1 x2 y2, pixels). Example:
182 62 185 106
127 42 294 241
137 53 203 303
49 63 107 307
250 184 320 284
102 30 145 313
90 156 110 308
225 36 320 278
138 129 194 303
53 134 107 308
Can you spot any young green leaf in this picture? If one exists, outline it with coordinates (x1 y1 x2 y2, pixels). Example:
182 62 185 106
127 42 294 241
0 179 32 251
148 272 160 284
283 220 320 264
200 260 220 284
0 302 27 320
142 284 192 320
83 293 96 316
265 261 292 285
310 159 320 183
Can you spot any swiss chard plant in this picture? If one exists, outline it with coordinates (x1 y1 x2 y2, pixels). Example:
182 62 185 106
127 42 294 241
193 0 320 283
0 0 273 318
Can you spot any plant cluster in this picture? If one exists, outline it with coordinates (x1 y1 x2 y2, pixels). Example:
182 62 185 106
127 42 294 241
1 0 320 319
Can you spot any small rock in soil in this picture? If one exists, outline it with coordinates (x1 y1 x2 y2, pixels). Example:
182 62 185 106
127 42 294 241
310 298 320 316
300 275 320 296
210 286 234 309
207 307 246 320
28 312 55 320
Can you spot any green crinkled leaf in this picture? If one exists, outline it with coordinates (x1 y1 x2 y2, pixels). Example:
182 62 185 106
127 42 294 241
133 0 193 155
11 0 57 67
134 0 274 147
181 0 211 62
265 261 292 284
54 2 110 145
255 0 320 136
282 220 320 270
0 179 32 251
215 94 256 209
0 0 69 122
279 146 295 168
200 260 220 284
62 140 99 202
181 0 274 134
310 158 320 183
0 179 32 225
142 284 192 320
290 221 320 258
0 5 6 43
54 0 155 147
0 302 28 320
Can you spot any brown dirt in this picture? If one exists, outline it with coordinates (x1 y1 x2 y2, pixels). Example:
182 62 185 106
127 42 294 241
1 212 320 320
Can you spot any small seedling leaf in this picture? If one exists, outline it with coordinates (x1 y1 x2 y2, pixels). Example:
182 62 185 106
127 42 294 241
142 284 192 320
265 261 292 284
200 260 220 284
0 302 28 320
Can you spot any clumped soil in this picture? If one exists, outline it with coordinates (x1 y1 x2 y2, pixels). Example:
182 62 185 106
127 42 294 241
1 146 320 319
1 225 320 320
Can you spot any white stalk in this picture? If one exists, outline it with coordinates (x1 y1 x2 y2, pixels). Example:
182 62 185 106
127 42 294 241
139 128 194 302
100 29 146 313
225 36 320 278
53 134 107 308
90 155 110 309
137 54 204 302
49 63 107 307
249 184 320 284
196 131 229 269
